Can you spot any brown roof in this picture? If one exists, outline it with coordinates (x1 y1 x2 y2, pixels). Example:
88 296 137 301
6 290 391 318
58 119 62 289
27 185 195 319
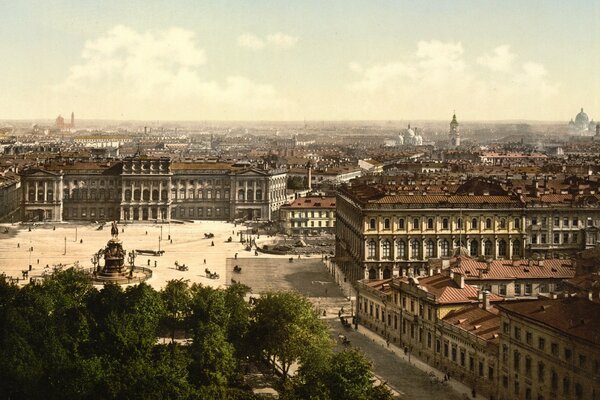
417 274 504 305
451 256 575 281
281 196 336 209
442 304 500 342
171 162 235 171
498 297 600 346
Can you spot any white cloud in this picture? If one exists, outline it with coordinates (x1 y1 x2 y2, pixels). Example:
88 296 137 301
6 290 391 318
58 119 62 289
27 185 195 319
477 45 515 72
347 41 560 120
266 32 299 48
237 32 298 50
52 25 289 120
237 33 265 50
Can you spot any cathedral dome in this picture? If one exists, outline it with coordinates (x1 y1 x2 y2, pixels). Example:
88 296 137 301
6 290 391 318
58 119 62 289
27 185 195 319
575 108 590 129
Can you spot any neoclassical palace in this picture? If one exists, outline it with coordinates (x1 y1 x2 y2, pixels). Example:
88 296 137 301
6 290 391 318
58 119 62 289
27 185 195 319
20 157 287 222
335 177 600 282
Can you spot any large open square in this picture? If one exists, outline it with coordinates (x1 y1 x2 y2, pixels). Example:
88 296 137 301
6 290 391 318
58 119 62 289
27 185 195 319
0 220 292 289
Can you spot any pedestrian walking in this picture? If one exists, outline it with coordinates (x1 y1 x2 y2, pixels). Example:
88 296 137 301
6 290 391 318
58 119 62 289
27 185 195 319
37 259 39 264
147 259 150 266
203 259 206 264
17 243 19 248
154 260 157 268
170 239 173 244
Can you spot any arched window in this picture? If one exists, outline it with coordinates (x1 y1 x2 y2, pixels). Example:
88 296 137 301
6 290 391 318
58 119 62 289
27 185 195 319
441 240 450 257
170 189 177 199
47 189 53 202
498 240 507 257
134 189 141 201
383 268 391 279
238 189 245 201
514 218 521 229
427 218 434 230
411 239 421 259
499 218 506 229
247 189 253 201
485 218 492 229
426 240 435 258
484 240 493 256
368 268 377 279
470 240 479 257
368 241 376 258
143 189 150 201
442 218 449 229
456 218 463 230
512 240 521 257
398 219 405 229
369 218 376 230
152 190 159 200
413 218 420 230
256 189 262 201
396 240 406 259
384 218 390 229
471 218 478 230
187 189 194 200
161 190 167 200
179 188 185 199
382 240 391 258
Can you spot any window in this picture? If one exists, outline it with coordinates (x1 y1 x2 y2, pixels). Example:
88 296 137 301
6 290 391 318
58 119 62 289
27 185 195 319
525 356 532 376
484 240 492 256
485 218 492 229
398 218 405 229
563 377 570 395
532 217 538 225
551 370 558 390
514 217 521 229
427 218 434 230
456 218 463 229
499 284 507 296
514 326 521 340
384 218 390 229
426 240 435 258
382 240 391 258
368 241 376 258
554 217 560 227
471 218 478 230
542 217 548 227
500 218 506 229
369 219 376 230
563 217 569 227
554 233 560 244
563 233 569 243
513 240 521 257
441 240 450 257
572 217 579 227
565 348 572 361
411 240 420 259
579 354 586 368
588 218 593 227
541 233 547 244
503 322 510 334
538 337 546 350
470 240 479 257
526 331 532 345
413 218 420 230
515 283 521 295
442 218 449 229
396 241 406 258
531 235 538 244
538 361 545 382
513 350 521 371
573 233 578 243
525 283 532 295
498 240 507 257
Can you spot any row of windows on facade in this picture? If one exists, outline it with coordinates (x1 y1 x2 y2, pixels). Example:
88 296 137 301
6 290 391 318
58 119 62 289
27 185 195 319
59 188 258 202
291 211 333 218
530 232 581 245
530 216 593 228
366 238 522 259
66 179 225 187
291 220 335 228
502 324 599 373
368 217 521 231
66 206 229 218
360 299 495 382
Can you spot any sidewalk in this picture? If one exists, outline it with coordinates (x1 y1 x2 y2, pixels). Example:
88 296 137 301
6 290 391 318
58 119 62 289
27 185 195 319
356 326 486 400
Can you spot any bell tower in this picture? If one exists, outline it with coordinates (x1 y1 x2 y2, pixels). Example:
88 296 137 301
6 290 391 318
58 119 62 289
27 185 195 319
449 112 460 148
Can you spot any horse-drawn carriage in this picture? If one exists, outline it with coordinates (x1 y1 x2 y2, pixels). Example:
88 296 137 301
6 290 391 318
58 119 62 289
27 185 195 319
204 268 219 279
204 233 214 239
174 261 188 271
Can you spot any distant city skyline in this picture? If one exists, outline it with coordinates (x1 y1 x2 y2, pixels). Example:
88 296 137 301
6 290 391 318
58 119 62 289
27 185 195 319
0 0 598 122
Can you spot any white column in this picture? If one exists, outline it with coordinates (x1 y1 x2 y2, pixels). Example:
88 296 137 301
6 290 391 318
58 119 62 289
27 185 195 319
159 181 163 201
25 182 30 202
44 181 48 202
34 181 39 203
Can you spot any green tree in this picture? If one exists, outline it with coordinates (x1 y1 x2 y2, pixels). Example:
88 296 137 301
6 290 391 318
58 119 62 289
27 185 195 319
161 279 192 342
249 291 331 381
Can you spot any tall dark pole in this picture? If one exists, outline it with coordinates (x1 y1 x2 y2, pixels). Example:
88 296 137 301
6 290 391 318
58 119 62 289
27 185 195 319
63 236 66 255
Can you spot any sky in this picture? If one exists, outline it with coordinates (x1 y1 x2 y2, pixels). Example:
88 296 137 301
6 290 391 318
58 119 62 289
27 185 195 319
0 0 598 122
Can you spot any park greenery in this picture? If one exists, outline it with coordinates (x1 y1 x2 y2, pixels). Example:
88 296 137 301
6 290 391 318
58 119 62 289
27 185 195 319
0 269 393 400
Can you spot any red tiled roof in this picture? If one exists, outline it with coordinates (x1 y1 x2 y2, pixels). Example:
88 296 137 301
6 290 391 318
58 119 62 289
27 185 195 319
498 297 600 346
442 304 500 342
417 274 504 305
451 256 575 281
281 196 336 209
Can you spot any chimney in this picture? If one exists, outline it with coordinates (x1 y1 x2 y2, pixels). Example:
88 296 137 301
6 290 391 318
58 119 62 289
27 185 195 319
451 271 464 289
482 290 491 310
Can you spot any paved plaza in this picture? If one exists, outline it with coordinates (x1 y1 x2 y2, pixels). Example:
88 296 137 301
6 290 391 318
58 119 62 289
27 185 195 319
0 220 281 289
